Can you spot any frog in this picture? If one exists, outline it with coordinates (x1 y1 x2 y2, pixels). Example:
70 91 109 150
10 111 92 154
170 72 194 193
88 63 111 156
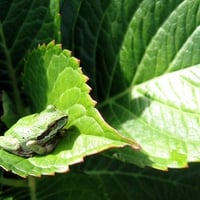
0 105 68 157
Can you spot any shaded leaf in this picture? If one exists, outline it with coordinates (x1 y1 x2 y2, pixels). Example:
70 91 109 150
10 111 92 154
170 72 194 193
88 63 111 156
36 155 200 200
0 0 60 116
1 91 19 127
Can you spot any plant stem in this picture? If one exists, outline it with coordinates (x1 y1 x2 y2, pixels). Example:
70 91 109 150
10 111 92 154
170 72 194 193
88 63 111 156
28 176 37 200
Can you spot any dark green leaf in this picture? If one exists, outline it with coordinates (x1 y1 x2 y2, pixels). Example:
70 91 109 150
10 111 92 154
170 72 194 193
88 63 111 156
0 0 60 115
36 155 200 200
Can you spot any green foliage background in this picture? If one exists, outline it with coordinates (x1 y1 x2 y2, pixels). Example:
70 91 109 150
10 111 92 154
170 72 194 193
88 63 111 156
1 0 200 199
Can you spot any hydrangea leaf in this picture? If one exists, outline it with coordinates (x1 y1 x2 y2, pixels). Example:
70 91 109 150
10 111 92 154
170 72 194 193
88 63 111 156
0 42 139 177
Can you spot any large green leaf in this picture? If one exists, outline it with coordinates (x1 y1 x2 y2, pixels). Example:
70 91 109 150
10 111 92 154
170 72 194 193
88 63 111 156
0 42 139 177
100 0 200 169
62 0 200 169
100 66 200 169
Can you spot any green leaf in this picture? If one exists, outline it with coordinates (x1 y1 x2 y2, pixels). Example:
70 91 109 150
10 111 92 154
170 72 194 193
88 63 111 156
1 91 19 127
0 0 60 116
35 156 200 200
100 66 200 169
97 0 200 169
37 173 104 200
61 0 112 95
62 0 200 169
0 42 139 177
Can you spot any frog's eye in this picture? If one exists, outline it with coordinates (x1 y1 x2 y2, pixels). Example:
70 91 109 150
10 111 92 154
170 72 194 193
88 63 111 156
49 124 57 132
49 117 67 130
48 121 58 130
37 121 60 140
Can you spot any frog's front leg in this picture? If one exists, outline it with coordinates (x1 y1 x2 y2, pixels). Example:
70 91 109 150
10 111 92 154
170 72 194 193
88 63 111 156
26 140 58 155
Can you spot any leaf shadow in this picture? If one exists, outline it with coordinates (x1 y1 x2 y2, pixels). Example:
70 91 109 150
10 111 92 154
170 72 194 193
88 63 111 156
100 93 155 167
129 93 152 117
100 93 152 124
24 53 49 112
53 126 81 154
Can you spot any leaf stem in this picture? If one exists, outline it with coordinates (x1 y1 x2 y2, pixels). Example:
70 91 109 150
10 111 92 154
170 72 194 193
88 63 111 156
97 87 131 108
28 176 37 200
0 23 24 116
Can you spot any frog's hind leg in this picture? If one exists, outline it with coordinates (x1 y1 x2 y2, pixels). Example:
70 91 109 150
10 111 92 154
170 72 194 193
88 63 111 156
26 138 59 155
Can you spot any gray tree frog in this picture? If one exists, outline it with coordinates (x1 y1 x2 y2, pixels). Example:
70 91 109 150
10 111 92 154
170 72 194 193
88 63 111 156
0 105 68 157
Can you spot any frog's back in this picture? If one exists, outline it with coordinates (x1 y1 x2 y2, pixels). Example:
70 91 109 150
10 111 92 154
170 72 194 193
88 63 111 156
4 105 67 141
4 113 42 141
